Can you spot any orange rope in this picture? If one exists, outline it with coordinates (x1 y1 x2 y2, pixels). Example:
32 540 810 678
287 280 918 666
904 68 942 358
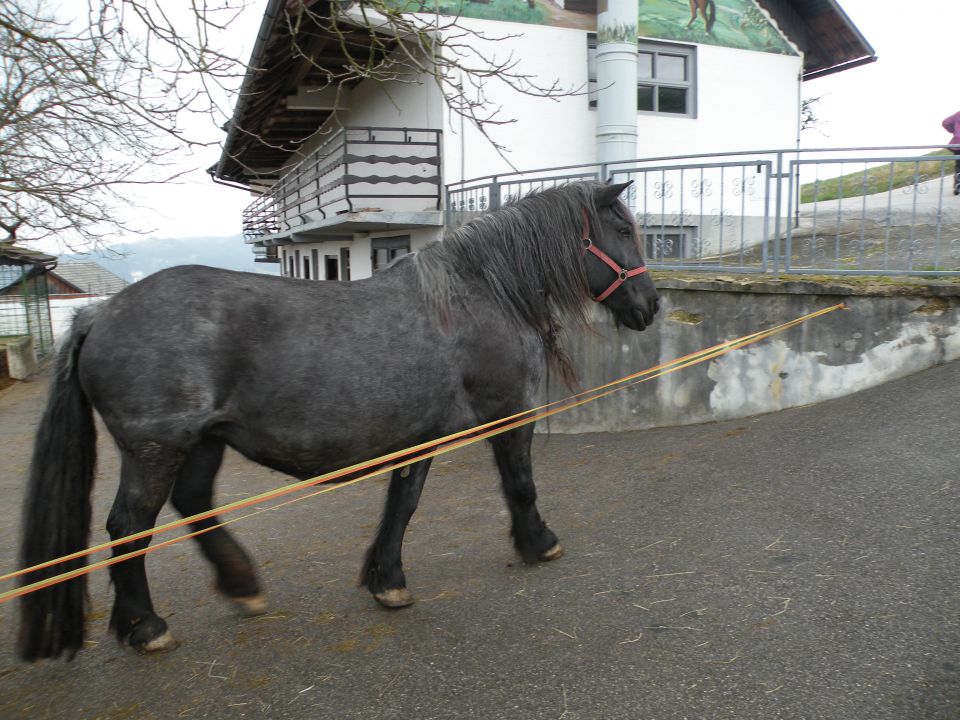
0 303 845 604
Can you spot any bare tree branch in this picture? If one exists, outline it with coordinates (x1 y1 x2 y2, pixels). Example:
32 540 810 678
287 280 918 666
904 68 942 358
1 0 578 251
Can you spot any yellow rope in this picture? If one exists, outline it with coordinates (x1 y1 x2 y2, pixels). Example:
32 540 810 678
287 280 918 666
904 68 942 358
0 303 845 604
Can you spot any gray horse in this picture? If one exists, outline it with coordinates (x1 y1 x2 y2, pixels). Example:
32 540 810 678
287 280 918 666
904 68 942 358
18 180 659 660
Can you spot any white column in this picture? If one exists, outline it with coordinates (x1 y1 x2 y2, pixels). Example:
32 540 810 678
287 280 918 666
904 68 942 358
595 0 638 167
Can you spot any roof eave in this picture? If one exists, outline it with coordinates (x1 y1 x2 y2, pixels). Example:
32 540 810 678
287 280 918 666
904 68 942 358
213 0 287 186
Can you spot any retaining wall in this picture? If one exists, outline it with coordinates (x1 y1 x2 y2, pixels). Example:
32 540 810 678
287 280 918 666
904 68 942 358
544 276 960 433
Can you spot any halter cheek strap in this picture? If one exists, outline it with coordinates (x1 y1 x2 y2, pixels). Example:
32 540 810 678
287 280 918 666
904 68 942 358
581 210 648 303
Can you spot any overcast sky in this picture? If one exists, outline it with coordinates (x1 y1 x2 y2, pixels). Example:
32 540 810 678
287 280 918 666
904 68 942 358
802 0 956 149
116 0 957 243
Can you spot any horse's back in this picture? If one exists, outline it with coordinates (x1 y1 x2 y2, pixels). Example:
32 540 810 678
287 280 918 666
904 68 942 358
73 264 458 459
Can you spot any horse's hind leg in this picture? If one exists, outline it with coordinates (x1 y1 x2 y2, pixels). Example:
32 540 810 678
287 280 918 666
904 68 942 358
361 459 432 608
107 444 183 652
170 437 265 617
490 425 563 563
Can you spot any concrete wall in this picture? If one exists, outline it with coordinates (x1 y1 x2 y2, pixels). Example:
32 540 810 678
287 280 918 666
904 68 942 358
49 296 107 341
542 278 960 432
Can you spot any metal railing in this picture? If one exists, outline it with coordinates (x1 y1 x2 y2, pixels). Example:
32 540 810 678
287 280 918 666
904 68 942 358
446 145 960 276
243 127 442 241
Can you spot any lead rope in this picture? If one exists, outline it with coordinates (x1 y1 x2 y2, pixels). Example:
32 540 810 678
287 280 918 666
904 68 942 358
0 304 847 604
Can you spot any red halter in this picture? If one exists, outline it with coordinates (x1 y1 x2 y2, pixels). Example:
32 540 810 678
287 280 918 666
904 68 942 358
581 210 648 303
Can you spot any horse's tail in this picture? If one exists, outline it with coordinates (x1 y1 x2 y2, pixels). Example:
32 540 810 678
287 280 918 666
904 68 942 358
705 0 716 32
17 308 99 661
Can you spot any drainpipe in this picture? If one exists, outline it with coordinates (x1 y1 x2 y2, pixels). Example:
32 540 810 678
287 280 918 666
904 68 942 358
595 0 638 173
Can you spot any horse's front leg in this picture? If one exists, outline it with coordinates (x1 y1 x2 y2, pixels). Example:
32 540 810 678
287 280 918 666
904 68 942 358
361 458 432 608
490 425 563 564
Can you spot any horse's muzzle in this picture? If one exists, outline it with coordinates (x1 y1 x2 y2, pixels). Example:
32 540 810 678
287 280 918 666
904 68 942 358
620 296 659 331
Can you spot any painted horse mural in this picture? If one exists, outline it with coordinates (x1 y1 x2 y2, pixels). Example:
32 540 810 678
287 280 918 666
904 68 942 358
688 0 716 32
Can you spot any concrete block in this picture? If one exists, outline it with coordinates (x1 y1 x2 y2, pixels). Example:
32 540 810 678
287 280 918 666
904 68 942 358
1 336 37 380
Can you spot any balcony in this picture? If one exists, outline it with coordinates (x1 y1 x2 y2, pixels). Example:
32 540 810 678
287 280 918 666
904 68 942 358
242 127 442 246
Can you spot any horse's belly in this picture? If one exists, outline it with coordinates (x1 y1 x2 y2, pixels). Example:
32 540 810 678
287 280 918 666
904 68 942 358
216 391 474 480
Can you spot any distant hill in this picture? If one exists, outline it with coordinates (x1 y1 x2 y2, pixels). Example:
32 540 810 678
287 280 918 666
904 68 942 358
63 235 278 282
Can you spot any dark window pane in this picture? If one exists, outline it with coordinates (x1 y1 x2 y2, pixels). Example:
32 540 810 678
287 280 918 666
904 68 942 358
637 85 654 111
658 86 687 114
658 54 686 82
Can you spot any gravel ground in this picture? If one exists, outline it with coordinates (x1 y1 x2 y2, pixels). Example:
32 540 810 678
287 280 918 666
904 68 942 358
0 362 958 720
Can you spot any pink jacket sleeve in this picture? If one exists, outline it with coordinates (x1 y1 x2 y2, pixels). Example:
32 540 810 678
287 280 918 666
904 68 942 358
944 112 960 146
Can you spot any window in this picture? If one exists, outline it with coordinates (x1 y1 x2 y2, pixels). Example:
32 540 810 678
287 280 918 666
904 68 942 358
637 42 695 116
372 236 410 272
587 36 696 117
340 247 351 281
643 228 695 260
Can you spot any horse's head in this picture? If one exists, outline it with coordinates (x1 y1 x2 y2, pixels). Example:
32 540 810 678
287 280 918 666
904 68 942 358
584 182 660 331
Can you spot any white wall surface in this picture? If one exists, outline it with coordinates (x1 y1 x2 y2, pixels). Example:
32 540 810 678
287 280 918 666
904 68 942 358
438 20 802 181
278 226 442 282
635 43 802 159
440 20 597 183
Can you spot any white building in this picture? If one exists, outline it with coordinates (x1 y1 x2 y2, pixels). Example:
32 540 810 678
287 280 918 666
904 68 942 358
211 0 873 278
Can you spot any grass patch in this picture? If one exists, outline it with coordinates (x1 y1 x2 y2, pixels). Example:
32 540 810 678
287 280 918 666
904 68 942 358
389 0 546 23
800 151 957 204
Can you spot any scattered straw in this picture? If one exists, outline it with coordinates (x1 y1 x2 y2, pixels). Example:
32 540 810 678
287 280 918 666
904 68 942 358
768 597 791 616
764 534 785 551
645 571 695 578
705 654 741 665
558 685 570 719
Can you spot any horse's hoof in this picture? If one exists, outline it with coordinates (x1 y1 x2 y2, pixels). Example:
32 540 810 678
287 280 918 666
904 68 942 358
139 630 181 654
540 544 564 561
374 587 415 608
232 593 269 617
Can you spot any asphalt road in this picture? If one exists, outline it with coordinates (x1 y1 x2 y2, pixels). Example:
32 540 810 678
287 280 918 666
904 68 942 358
0 361 957 720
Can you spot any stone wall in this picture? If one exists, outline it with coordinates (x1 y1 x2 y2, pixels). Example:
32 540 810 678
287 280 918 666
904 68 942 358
542 276 960 432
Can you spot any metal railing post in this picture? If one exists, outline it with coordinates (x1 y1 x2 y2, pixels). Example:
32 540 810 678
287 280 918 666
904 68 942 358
772 150 783 276
489 178 501 210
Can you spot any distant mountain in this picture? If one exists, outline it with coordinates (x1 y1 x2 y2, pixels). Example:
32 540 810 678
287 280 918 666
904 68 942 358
63 235 278 282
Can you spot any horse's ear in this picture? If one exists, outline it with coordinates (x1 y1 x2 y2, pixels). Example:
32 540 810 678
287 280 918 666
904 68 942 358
595 180 633 207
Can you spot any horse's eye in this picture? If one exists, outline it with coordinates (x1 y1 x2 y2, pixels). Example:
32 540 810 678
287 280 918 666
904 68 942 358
617 227 632 237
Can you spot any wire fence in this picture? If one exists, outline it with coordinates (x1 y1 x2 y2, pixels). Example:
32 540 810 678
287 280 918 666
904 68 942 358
0 263 54 363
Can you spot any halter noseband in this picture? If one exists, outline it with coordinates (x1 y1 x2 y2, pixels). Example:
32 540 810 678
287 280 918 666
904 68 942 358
581 209 648 303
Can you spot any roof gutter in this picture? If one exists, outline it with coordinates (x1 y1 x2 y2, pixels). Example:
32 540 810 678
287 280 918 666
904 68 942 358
802 54 877 82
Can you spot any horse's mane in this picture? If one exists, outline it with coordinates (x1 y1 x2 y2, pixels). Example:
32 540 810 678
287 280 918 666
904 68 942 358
415 181 625 387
